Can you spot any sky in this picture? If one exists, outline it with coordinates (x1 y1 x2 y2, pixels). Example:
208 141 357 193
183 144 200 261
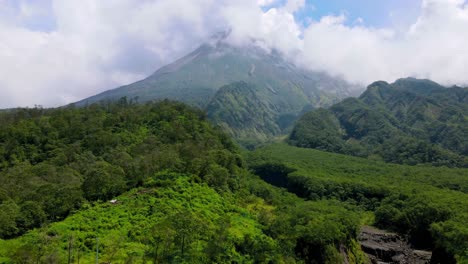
0 0 467 108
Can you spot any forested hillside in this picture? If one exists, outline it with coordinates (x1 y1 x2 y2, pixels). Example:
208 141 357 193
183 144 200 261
206 81 294 147
249 144 468 263
0 101 368 263
290 78 468 167
0 99 239 239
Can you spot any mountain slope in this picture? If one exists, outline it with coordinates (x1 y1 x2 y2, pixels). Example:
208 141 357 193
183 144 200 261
77 40 359 145
206 81 305 147
290 78 468 167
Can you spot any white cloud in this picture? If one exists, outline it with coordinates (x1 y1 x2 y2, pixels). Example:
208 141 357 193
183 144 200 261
0 0 213 107
0 0 304 108
299 0 468 85
0 0 467 108
257 0 278 8
224 5 302 56
284 0 306 13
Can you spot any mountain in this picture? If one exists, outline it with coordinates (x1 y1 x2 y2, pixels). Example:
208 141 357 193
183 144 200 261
289 78 468 167
77 39 360 145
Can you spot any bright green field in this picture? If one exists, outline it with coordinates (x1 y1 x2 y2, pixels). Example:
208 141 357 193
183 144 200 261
0 174 273 263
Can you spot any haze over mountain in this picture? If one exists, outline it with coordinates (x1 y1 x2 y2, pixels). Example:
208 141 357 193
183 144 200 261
290 78 468 167
2 0 468 108
77 37 360 145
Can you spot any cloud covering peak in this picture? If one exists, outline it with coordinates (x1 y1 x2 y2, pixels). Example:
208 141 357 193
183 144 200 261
0 0 467 108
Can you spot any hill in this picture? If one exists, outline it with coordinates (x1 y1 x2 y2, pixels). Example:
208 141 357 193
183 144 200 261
0 100 239 239
77 38 360 145
0 101 368 263
290 78 468 167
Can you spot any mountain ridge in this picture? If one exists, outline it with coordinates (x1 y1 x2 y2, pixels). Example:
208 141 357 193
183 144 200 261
289 77 468 167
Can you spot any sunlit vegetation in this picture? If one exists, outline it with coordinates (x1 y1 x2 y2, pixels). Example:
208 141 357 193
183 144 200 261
0 171 370 263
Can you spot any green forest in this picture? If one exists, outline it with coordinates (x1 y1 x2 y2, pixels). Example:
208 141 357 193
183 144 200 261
248 144 468 263
0 100 367 263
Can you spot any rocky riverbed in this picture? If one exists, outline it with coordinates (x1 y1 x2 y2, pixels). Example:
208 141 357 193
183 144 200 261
358 226 432 264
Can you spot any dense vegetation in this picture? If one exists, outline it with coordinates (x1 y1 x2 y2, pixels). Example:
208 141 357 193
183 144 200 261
0 99 240 239
0 171 369 263
2 82 467 263
248 143 468 263
0 100 368 263
290 78 468 167
1 173 277 263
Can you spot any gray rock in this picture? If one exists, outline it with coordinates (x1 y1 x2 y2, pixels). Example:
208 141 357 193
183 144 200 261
358 226 432 264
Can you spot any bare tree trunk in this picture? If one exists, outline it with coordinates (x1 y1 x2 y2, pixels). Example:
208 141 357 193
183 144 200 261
77 246 80 264
181 236 185 258
67 235 73 264
153 243 159 264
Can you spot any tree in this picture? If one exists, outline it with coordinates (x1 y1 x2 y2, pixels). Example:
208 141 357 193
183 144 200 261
82 161 126 201
0 200 20 238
